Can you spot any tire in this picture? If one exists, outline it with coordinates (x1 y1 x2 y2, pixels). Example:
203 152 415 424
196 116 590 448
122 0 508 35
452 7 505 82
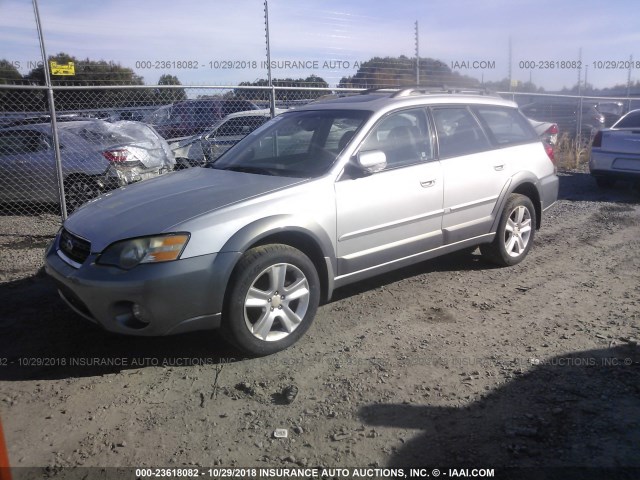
222 244 320 356
595 176 615 189
65 176 102 213
481 194 536 267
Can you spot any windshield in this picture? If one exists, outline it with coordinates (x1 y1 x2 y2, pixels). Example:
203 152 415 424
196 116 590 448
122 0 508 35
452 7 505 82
212 109 370 177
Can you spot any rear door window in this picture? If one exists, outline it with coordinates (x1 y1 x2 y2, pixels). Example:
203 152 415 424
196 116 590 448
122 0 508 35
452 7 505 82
432 107 490 158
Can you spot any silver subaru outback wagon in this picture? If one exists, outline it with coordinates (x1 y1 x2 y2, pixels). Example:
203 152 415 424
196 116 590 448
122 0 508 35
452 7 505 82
45 89 559 356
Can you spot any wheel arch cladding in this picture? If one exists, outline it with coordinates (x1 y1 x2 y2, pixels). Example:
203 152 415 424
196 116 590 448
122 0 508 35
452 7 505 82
220 215 335 304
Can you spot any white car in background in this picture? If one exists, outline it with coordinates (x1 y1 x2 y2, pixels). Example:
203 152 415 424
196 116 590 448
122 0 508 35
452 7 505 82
170 109 286 168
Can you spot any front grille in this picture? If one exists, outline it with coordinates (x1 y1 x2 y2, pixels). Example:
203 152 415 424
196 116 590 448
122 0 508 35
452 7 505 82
59 229 91 266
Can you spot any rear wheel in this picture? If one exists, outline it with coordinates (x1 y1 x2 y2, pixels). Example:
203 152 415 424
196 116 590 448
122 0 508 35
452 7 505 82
222 244 320 356
481 194 536 267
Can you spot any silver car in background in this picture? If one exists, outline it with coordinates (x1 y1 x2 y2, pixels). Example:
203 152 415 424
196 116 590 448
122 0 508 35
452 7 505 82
0 120 175 211
590 109 640 188
170 109 286 168
45 89 558 356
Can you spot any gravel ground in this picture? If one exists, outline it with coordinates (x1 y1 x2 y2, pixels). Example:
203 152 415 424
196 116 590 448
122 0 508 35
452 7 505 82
0 170 639 479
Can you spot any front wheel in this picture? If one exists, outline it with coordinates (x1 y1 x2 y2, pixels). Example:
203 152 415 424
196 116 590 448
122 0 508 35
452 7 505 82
481 194 536 267
222 244 320 356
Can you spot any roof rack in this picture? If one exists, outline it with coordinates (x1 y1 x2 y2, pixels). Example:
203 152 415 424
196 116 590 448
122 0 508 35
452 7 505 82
391 86 499 98
310 92 361 103
359 87 400 95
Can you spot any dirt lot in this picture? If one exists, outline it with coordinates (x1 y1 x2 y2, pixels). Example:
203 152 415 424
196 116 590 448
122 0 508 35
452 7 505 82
1 170 639 479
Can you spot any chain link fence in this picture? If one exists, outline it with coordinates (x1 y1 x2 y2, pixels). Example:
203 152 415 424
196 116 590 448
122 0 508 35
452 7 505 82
0 85 351 221
0 83 638 223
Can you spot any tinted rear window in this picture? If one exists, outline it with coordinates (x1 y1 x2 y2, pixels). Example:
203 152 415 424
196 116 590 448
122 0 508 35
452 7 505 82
473 106 537 145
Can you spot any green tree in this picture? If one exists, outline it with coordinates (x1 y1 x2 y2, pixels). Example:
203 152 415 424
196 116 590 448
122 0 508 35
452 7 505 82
157 74 187 103
0 59 23 84
338 56 478 89
0 59 34 112
236 75 330 102
20 52 156 111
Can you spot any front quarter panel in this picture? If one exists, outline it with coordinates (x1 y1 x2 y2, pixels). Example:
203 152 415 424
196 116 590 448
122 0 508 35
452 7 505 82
175 177 337 260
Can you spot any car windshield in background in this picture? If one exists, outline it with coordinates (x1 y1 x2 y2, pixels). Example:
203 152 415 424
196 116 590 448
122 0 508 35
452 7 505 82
212 110 370 177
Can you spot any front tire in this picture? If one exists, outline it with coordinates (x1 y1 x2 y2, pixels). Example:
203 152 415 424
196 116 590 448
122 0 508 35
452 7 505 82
222 244 320 356
481 194 536 267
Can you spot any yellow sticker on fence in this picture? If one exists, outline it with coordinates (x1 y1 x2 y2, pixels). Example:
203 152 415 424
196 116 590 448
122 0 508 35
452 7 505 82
50 61 75 75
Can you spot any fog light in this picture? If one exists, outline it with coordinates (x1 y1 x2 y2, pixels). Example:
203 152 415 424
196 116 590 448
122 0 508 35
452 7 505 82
132 303 151 325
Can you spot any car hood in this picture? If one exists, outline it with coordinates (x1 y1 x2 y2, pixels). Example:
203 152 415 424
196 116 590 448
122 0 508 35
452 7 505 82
64 167 306 252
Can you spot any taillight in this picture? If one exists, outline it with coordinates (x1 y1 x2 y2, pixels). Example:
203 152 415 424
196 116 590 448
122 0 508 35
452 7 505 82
546 124 559 135
102 149 130 163
592 131 602 148
544 142 555 164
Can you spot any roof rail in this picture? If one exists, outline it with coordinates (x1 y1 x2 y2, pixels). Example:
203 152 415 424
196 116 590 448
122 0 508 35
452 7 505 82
359 87 401 95
391 86 499 98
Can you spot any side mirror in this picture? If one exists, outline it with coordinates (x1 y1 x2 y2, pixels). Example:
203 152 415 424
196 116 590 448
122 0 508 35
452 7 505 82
356 150 387 174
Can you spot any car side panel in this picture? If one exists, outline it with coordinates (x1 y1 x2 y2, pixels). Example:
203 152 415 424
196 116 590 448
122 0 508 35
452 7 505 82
335 161 444 276
440 147 513 244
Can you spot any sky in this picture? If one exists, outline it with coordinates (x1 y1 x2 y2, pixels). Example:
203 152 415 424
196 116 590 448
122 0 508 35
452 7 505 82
1 0 639 92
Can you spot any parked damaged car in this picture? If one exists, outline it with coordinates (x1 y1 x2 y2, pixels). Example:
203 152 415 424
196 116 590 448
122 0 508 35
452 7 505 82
520 102 604 138
0 120 175 211
170 109 286 168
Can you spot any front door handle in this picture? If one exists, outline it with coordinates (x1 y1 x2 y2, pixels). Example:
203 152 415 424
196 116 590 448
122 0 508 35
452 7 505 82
494 164 505 171
420 179 436 188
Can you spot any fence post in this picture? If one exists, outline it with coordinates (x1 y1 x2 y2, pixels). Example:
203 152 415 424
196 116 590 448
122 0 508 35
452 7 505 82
264 0 276 118
33 0 68 220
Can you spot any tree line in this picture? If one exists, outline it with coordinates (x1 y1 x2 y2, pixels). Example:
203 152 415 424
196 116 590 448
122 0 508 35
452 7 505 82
6 52 633 113
0 53 187 112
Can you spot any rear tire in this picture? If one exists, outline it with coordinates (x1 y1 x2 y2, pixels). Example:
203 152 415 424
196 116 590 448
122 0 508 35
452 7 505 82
222 244 320 356
481 194 536 267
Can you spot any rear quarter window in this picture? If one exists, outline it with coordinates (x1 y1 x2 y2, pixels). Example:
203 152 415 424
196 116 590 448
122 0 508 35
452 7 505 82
473 106 538 146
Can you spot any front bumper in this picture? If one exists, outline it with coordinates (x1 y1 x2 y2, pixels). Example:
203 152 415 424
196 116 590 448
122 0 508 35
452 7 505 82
44 234 241 336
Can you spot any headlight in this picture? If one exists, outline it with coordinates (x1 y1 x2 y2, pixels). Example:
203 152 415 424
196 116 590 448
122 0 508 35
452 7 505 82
97 234 190 269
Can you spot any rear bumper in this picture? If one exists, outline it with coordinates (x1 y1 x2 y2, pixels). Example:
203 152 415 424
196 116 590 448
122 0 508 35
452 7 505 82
44 234 241 336
590 150 640 180
540 173 559 212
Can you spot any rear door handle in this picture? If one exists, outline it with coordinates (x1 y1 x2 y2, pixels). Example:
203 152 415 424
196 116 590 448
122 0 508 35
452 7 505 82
494 164 505 171
420 179 436 188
